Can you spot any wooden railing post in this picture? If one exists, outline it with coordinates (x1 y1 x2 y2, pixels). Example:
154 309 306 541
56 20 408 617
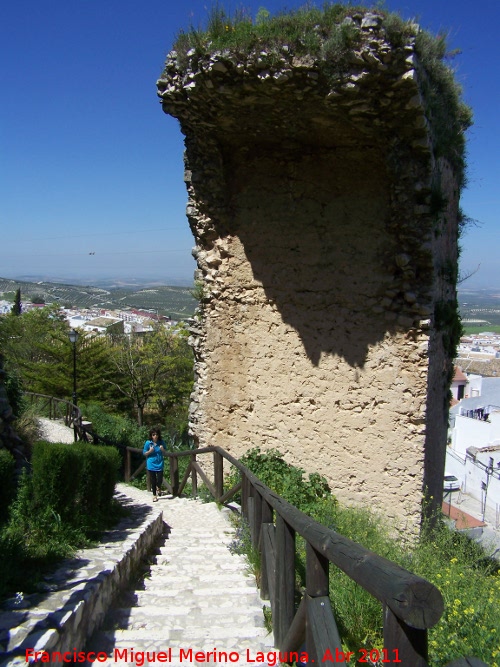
306 543 342 663
384 605 429 667
261 499 273 535
274 514 295 648
170 455 179 496
191 453 198 497
260 498 273 600
125 447 131 482
306 543 329 597
214 450 224 501
252 489 263 549
241 473 250 519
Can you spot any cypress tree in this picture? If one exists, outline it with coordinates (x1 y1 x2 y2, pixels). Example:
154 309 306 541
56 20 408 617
11 289 21 316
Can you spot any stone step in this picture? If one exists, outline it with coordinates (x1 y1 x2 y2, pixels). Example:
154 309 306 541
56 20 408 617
103 608 267 629
136 583 261 596
92 625 271 645
116 590 263 604
140 568 255 583
83 495 274 660
156 549 237 558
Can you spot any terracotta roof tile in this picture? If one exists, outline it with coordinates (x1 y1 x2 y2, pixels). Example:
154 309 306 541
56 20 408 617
453 367 468 383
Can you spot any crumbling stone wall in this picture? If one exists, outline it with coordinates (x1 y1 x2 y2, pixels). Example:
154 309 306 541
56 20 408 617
158 11 465 531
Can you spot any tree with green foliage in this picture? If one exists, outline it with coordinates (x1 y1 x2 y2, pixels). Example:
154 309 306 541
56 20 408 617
0 449 16 524
2 363 25 419
0 309 194 434
105 333 159 426
106 325 193 426
0 307 115 405
152 327 193 419
11 288 21 316
0 307 74 398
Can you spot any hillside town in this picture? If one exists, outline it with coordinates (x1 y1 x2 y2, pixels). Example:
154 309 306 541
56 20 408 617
457 332 500 361
455 331 500 379
0 299 181 334
64 306 179 334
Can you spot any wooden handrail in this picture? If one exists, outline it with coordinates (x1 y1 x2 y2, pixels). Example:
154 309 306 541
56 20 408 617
121 443 487 667
24 392 85 442
211 446 442 629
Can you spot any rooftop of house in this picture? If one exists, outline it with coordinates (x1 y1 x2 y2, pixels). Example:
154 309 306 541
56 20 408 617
450 377 500 415
453 367 468 383
85 317 121 328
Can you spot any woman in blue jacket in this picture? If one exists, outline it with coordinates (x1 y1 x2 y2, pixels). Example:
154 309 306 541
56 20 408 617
143 427 167 502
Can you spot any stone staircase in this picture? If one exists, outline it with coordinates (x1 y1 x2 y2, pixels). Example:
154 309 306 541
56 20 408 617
84 493 274 666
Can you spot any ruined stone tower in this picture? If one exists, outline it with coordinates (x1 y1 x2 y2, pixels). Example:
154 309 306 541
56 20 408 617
157 7 470 531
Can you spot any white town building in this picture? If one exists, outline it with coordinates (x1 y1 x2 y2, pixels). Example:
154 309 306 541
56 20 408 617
447 377 500 518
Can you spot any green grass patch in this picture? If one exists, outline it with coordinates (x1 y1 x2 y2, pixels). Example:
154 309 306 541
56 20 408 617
462 325 500 335
174 3 362 60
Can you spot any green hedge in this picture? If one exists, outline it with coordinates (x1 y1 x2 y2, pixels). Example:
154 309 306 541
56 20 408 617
0 449 16 524
32 441 120 532
0 442 121 600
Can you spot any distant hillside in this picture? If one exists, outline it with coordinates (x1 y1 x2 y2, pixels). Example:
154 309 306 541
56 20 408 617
0 277 198 320
3 278 498 327
458 287 500 331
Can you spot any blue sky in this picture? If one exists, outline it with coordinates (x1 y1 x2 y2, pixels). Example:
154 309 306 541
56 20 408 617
1 0 498 288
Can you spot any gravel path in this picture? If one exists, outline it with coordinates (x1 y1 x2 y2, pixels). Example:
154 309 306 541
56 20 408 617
37 417 75 444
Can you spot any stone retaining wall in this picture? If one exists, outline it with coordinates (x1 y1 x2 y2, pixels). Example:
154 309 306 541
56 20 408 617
0 485 163 667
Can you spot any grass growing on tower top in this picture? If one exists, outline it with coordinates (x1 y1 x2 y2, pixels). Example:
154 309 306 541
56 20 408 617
168 3 471 190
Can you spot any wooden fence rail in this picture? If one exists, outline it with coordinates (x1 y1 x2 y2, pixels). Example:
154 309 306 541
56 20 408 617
24 392 85 442
123 444 488 667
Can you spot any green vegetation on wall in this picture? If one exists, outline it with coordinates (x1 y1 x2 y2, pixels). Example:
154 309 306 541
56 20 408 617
175 3 362 58
434 298 464 362
169 3 471 188
236 447 333 515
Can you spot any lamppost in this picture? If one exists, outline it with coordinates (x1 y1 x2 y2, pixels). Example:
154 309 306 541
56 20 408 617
68 328 79 441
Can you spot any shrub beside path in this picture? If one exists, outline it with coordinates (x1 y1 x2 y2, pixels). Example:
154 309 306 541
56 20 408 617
85 491 274 666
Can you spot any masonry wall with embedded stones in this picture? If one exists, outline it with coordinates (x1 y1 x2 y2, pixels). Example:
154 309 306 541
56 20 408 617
157 12 461 532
